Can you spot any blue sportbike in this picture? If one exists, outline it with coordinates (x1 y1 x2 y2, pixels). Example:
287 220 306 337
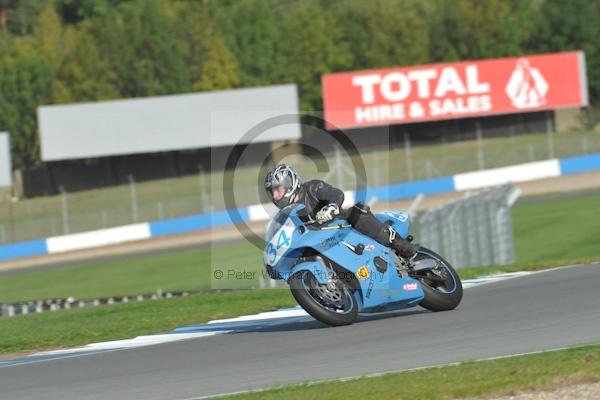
264 203 463 326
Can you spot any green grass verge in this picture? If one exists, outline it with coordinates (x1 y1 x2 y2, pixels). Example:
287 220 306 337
512 191 600 264
0 289 297 355
219 344 600 400
0 241 265 303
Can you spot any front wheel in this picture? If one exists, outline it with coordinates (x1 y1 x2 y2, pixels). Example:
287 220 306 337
411 247 463 312
289 271 358 326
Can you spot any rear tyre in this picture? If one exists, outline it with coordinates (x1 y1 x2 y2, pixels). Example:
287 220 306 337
289 271 358 326
412 247 463 312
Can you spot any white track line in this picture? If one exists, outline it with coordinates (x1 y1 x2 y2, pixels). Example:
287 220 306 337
35 332 224 356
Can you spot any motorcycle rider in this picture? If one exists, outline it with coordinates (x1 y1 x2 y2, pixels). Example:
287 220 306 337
264 163 419 259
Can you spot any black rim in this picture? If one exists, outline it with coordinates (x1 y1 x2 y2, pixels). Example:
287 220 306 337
412 250 458 294
299 271 355 314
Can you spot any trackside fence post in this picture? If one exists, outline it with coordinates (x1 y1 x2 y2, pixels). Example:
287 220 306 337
476 121 485 170
404 132 413 182
59 186 70 234
199 165 212 213
128 175 139 223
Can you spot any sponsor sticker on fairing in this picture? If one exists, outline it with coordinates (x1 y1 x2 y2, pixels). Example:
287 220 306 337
403 282 418 291
356 266 370 280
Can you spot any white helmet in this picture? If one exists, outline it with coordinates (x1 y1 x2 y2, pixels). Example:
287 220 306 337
264 164 301 209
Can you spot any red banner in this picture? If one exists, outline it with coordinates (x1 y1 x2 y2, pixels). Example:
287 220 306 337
322 51 588 130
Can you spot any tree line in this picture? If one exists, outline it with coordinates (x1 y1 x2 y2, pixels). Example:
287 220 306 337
0 0 598 168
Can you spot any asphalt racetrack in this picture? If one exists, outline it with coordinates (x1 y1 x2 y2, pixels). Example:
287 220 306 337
2 264 600 400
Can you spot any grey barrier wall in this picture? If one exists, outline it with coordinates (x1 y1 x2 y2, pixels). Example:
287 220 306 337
416 184 521 268
0 133 11 188
38 84 301 161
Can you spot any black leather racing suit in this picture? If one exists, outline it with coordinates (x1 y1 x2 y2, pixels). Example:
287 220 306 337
294 180 417 258
294 180 345 220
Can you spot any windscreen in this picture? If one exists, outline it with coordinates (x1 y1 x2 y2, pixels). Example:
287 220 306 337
265 205 296 242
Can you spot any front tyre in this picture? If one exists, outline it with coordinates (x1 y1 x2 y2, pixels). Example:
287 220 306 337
289 271 358 326
412 247 463 312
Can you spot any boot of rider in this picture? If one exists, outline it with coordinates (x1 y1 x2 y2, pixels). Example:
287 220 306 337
390 237 419 259
348 203 419 259
383 224 419 259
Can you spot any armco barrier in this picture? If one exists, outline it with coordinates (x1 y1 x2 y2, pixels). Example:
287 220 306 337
149 208 250 237
453 159 561 191
46 224 151 253
355 176 456 203
0 240 47 262
559 153 600 176
1 152 599 263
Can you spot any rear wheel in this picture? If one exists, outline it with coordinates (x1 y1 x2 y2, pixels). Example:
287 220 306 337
411 247 463 311
289 271 358 326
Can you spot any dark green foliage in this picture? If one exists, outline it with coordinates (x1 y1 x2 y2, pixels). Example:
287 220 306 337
0 0 48 35
528 0 600 106
90 0 190 97
56 0 131 23
0 37 54 167
427 0 536 62
0 0 598 168
216 0 276 87
274 0 352 111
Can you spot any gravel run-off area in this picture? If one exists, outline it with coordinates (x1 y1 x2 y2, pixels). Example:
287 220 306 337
475 381 600 400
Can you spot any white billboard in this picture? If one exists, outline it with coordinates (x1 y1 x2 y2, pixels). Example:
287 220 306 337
38 84 301 161
0 132 12 187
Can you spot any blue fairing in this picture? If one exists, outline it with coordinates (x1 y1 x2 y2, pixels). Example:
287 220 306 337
290 260 330 284
264 204 424 312
374 211 411 238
